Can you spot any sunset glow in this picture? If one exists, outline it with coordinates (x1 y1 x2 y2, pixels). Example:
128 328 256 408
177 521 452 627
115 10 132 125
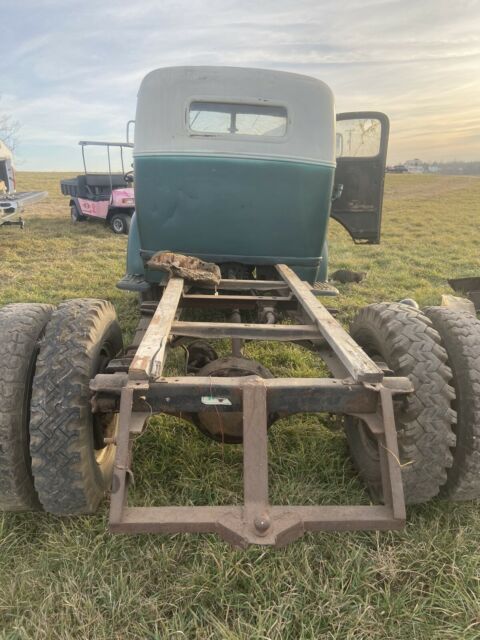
3 0 480 169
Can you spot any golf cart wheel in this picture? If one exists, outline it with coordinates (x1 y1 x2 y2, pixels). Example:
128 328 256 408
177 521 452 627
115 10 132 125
345 303 456 504
70 204 84 223
0 303 54 511
423 307 480 500
192 356 274 444
110 213 130 235
30 299 123 515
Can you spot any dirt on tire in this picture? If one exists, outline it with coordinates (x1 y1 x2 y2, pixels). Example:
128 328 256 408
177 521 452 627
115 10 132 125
346 302 456 504
424 306 480 500
0 303 54 511
29 299 123 515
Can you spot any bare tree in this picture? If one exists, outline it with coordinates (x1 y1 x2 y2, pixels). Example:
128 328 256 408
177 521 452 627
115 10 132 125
0 100 20 151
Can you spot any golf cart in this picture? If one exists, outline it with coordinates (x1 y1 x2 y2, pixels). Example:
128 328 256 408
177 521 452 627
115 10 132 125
0 139 47 228
60 138 135 234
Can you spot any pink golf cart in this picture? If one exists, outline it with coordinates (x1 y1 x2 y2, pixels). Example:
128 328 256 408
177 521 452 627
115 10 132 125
60 140 134 234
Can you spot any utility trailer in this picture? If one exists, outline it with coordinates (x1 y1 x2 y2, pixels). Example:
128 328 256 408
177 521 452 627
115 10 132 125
0 139 47 228
1 67 479 548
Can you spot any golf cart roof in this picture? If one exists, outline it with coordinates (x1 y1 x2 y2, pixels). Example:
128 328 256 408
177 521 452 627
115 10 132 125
79 141 133 148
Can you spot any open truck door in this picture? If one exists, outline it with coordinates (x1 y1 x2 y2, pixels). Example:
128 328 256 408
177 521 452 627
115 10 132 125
331 112 389 244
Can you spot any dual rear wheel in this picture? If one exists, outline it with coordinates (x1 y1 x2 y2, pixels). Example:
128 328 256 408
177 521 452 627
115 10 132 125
0 299 479 516
423 307 480 500
346 302 480 504
0 304 53 511
0 299 122 514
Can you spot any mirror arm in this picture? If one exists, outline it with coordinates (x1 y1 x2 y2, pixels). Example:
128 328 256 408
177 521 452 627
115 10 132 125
331 183 344 202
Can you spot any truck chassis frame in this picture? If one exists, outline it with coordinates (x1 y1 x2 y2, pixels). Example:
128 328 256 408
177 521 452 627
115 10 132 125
91 264 412 547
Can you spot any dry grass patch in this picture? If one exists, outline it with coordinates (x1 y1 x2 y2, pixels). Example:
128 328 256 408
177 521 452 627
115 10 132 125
0 173 479 639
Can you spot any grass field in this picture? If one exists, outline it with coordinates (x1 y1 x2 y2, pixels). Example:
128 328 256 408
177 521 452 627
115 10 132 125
1 172 480 639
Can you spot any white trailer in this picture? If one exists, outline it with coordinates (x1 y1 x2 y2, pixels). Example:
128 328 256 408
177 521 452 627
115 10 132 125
0 140 47 228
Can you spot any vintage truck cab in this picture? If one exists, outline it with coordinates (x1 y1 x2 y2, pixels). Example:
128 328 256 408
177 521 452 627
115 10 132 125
4 66 474 549
118 66 388 295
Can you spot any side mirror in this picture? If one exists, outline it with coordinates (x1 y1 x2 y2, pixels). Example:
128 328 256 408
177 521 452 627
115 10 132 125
332 183 343 202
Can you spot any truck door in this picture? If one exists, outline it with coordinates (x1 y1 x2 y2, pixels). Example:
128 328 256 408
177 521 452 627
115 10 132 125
331 112 389 244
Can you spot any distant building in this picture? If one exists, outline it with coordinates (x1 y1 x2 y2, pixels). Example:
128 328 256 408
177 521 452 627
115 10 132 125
404 158 425 174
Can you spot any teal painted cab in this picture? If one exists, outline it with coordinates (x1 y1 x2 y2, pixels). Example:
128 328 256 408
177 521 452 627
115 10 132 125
134 156 334 283
120 66 337 289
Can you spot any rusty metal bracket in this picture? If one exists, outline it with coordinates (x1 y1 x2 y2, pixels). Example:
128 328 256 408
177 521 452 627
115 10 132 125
108 378 406 546
103 265 408 546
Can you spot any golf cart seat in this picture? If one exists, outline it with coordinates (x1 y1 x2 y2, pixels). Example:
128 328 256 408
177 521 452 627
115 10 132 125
60 173 127 199
85 173 127 191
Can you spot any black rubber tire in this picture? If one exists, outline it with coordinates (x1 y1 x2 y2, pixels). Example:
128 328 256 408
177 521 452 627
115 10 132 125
70 204 85 223
423 306 480 500
30 299 123 515
0 303 54 511
345 303 456 504
110 213 130 235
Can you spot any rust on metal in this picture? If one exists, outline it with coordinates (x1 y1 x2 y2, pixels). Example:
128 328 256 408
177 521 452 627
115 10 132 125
242 380 269 534
129 277 184 380
276 264 384 383
97 262 411 546
201 278 289 292
171 321 320 341
92 374 408 416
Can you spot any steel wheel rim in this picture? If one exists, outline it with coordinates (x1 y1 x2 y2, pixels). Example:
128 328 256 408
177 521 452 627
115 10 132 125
112 217 124 233
93 344 117 464
95 415 117 464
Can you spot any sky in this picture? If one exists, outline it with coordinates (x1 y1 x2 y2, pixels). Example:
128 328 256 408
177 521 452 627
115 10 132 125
2 0 480 170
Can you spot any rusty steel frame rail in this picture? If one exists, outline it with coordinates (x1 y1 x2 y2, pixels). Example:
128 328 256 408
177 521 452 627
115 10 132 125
92 374 411 416
276 264 384 382
103 266 408 547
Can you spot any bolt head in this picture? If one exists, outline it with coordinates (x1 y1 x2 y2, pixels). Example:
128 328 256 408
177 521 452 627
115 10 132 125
254 515 271 533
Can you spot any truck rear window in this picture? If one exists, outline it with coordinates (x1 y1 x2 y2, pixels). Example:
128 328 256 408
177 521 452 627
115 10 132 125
189 101 287 137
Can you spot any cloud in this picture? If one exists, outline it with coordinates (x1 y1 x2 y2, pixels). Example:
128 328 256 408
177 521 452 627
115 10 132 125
2 0 480 168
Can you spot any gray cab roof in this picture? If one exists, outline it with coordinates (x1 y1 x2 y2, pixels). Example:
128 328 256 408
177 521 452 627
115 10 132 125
134 66 336 166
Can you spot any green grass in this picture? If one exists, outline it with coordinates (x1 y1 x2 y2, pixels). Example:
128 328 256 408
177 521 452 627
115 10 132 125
1 173 480 639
